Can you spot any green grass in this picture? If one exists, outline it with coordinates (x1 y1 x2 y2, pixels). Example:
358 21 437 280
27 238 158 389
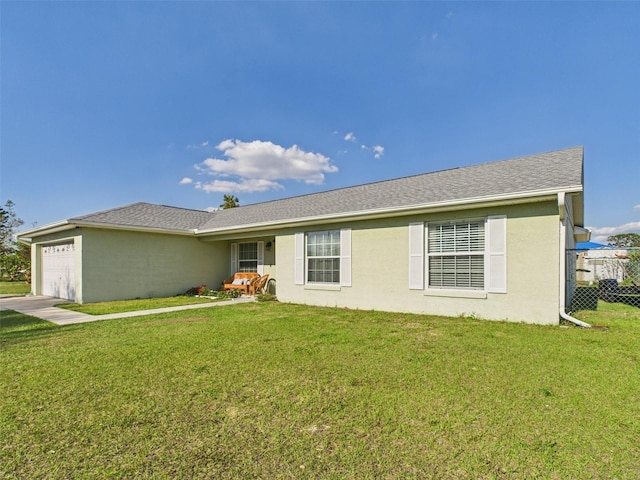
573 299 640 327
0 281 30 295
56 295 221 315
1 303 639 479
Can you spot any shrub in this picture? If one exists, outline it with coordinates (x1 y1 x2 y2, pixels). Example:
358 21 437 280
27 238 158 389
256 293 278 302
184 285 216 297
215 289 243 300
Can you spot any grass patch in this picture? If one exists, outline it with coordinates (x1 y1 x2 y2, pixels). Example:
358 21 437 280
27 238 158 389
572 300 640 327
0 281 30 295
57 295 222 315
0 310 57 335
1 303 639 478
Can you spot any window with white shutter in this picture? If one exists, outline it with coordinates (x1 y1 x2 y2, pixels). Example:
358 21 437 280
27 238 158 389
421 217 507 292
238 242 258 272
294 229 352 286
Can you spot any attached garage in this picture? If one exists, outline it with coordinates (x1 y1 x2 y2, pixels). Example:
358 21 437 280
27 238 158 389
41 242 76 301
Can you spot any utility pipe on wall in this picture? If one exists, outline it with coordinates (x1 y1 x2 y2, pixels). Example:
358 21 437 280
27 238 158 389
558 192 591 328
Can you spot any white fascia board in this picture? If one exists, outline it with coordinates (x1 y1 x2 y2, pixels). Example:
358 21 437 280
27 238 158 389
195 186 582 237
70 222 198 236
16 220 74 242
574 226 591 242
18 220 198 241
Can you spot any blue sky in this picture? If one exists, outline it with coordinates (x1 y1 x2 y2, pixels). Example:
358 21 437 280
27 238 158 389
2 1 638 243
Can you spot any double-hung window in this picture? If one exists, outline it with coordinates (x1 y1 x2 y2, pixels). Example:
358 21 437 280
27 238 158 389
230 241 264 274
306 231 341 284
409 216 506 293
238 242 258 272
294 229 352 286
427 220 485 289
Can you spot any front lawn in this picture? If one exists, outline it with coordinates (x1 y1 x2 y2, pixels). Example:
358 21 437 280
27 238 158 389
57 295 222 315
0 281 30 295
1 303 639 479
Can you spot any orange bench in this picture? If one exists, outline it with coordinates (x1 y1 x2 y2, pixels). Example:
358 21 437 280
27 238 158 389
222 272 259 294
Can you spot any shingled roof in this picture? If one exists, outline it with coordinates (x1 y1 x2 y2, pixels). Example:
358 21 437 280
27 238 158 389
21 147 584 238
197 146 584 232
69 203 215 232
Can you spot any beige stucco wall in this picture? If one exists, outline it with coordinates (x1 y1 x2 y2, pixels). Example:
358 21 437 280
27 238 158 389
79 229 227 303
275 200 561 325
31 228 228 303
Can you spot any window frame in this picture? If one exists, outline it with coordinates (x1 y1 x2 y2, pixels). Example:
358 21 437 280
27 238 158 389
426 219 486 291
294 228 351 287
238 242 258 273
306 230 341 284
409 215 507 295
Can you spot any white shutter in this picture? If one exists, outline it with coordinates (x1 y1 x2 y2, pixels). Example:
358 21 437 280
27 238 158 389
409 222 424 289
340 228 352 287
294 233 304 285
486 215 507 293
257 241 264 275
230 243 238 274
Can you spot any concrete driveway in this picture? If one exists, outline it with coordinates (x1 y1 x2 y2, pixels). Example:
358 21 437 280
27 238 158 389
0 295 255 326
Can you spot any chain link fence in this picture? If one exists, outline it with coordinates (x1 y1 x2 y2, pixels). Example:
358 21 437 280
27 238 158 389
568 247 640 312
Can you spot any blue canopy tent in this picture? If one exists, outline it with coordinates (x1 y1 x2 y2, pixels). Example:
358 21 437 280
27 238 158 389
576 241 612 251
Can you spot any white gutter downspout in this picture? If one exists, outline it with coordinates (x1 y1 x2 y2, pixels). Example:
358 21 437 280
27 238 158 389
558 192 591 328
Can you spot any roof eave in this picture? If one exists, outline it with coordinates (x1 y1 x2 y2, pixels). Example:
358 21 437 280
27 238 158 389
196 185 583 236
71 222 198 236
17 220 74 242
18 220 198 240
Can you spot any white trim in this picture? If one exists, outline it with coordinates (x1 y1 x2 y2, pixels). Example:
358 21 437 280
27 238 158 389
304 284 341 292
408 222 424 289
257 241 264 275
424 289 487 299
340 228 352 287
194 188 580 236
294 232 304 285
230 243 238 274
486 215 507 293
19 187 582 241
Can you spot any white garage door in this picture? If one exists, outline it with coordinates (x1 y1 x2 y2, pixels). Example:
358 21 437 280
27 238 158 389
42 243 76 301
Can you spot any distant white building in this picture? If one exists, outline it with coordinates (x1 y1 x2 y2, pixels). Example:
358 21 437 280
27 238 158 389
576 246 629 284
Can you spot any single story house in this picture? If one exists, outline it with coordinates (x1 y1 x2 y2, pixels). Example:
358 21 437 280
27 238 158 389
18 147 589 325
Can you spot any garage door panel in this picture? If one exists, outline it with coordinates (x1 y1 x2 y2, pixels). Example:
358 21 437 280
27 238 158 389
42 243 76 301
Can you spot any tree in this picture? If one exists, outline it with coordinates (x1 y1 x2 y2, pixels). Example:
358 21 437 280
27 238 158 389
0 200 24 255
0 200 30 281
220 194 240 209
607 233 640 248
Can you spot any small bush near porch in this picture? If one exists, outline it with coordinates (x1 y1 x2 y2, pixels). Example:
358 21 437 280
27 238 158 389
1 303 639 479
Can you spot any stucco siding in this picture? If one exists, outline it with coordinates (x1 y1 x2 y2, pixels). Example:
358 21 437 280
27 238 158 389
78 229 226 303
276 200 561 325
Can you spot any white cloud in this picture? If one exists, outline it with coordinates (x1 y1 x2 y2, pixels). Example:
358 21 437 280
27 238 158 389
634 204 640 211
344 132 356 142
361 144 385 159
372 145 385 159
187 140 211 150
192 139 337 193
179 177 193 185
587 221 640 244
